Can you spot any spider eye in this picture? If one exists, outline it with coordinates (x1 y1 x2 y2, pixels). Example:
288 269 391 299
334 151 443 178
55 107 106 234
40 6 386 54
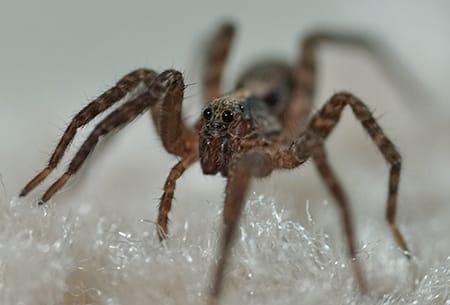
222 110 234 123
239 104 245 111
203 108 213 120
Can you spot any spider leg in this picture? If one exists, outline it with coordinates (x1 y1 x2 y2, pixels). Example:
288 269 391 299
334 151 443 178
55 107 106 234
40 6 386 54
157 154 197 241
209 134 371 302
39 70 186 203
307 92 410 257
20 69 157 196
202 22 235 103
282 35 319 135
283 31 389 136
298 132 368 292
149 75 198 157
210 151 276 304
147 70 200 239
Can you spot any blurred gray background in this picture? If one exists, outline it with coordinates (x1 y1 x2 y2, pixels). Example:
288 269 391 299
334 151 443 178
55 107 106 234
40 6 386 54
1 0 450 237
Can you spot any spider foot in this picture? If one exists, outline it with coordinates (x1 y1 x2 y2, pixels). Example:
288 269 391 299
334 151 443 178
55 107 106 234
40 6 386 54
352 259 368 294
157 221 169 242
389 224 411 259
20 167 52 197
40 173 71 204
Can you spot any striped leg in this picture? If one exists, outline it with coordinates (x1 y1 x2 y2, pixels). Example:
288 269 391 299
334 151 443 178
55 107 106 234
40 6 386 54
210 151 274 305
283 31 385 136
202 22 235 103
282 35 319 135
302 132 367 291
157 154 197 240
20 69 157 196
39 70 196 203
308 92 410 257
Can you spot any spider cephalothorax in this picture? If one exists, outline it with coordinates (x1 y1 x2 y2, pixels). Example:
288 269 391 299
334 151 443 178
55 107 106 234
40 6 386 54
199 90 271 176
19 22 411 305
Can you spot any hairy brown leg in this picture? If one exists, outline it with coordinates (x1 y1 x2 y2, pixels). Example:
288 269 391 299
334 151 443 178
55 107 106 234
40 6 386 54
209 132 371 302
148 68 199 238
149 78 198 157
20 69 157 196
283 32 389 136
282 35 319 135
202 22 235 103
40 70 188 203
299 132 368 291
209 141 315 304
157 154 197 241
308 92 410 257
210 151 274 305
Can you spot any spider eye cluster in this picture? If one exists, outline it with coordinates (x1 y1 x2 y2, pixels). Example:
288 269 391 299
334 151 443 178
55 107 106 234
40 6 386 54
203 108 213 120
202 107 235 123
222 110 234 123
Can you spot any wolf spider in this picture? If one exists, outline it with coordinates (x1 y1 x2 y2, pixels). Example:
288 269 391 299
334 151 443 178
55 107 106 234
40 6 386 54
20 23 410 303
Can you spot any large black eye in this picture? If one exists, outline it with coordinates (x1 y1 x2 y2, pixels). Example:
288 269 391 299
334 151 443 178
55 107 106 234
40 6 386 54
222 110 234 123
203 108 212 120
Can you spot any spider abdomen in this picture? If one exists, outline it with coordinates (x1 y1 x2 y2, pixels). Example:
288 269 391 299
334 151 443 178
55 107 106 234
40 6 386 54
236 60 294 116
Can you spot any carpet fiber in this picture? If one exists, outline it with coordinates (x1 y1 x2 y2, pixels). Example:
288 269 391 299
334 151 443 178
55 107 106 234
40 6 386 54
1 189 449 305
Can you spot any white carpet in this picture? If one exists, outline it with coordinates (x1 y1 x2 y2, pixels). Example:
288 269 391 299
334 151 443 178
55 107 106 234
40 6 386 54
1 183 450 305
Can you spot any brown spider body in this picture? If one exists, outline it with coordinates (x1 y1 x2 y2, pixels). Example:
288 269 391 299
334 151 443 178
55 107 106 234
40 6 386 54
199 62 291 176
19 23 411 305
